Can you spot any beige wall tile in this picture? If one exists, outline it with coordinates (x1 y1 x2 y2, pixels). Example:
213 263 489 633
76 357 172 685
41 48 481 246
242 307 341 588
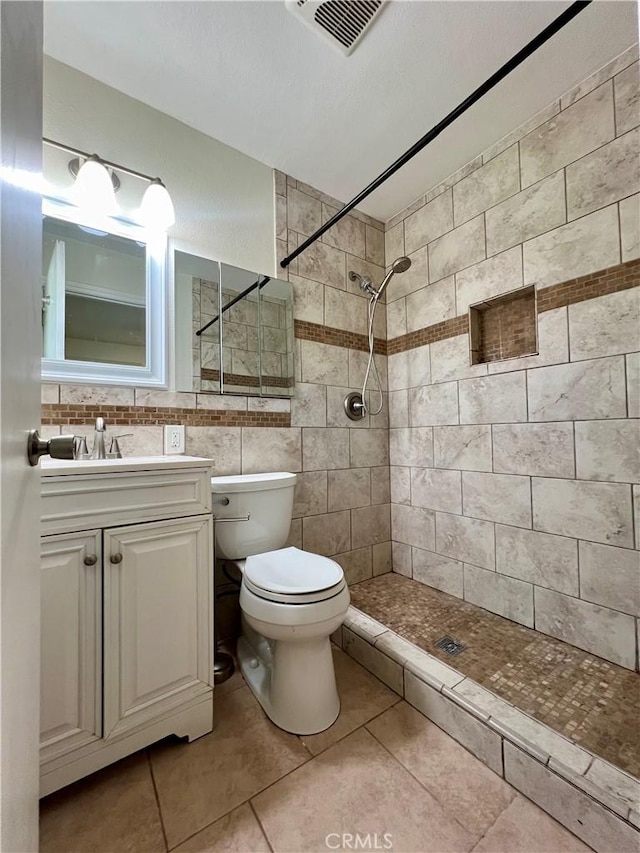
496 525 578 595
406 343 431 388
300 340 349 386
335 547 372 585
392 540 412 576
459 372 527 425
327 467 371 511
390 466 411 505
562 44 638 110
455 246 523 315
185 426 241 475
389 389 409 428
391 503 435 551
463 471 532 528
302 427 349 470
324 287 367 335
326 385 369 429
385 221 404 264
503 743 639 851
409 382 459 427
428 215 485 282
372 541 392 575
435 511 495 570
534 586 636 669
342 629 403 694
575 419 640 483
569 287 640 361
387 350 411 391
523 204 620 288
322 205 366 257
482 101 560 164
628 353 640 418
117 427 163 457
406 277 456 331
351 504 391 549
387 297 407 339
290 274 324 324
291 382 326 427
285 517 302 549
614 60 640 136
620 194 640 261
412 547 463 598
197 394 248 411
60 384 135 406
532 477 634 547
433 424 492 472
371 466 390 504
579 540 640 617
566 128 639 220
41 383 59 403
350 428 389 467
287 186 322 235
241 427 301 474
302 510 351 556
292 471 328 518
411 467 462 515
527 356 627 421
365 224 385 266
430 334 487 384
485 171 566 257
520 82 615 187
454 145 520 226
464 564 534 627
493 422 575 478
404 672 503 776
389 426 433 467
297 240 345 289
404 189 453 255
387 245 429 300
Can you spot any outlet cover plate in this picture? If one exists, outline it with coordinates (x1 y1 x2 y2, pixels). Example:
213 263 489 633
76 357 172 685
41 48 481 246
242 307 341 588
163 424 185 454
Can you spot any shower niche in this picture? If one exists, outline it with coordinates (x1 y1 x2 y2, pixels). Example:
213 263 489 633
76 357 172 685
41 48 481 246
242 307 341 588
469 285 538 365
174 251 295 397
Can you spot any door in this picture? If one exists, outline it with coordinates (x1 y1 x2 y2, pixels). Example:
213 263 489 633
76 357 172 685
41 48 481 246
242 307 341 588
0 3 43 850
40 532 102 762
103 517 213 740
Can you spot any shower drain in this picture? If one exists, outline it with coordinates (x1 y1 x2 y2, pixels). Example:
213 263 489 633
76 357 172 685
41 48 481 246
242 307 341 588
435 635 466 656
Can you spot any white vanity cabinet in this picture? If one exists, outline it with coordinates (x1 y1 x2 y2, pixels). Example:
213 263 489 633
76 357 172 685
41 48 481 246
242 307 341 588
39 457 214 796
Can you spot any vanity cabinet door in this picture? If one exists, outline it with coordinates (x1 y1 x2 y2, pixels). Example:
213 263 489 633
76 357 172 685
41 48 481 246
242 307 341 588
103 516 213 741
40 531 102 762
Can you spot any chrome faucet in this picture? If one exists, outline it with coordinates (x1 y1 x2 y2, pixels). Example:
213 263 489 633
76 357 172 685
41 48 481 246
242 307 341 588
91 417 107 459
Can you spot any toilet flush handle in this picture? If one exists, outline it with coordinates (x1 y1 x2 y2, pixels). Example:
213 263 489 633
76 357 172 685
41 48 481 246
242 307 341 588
212 496 230 506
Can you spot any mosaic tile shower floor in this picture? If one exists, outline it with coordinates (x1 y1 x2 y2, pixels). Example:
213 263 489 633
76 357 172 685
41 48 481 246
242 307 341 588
350 574 640 778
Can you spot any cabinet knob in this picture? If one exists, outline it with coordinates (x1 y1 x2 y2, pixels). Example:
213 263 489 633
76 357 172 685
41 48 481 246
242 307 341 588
83 554 98 566
110 553 123 564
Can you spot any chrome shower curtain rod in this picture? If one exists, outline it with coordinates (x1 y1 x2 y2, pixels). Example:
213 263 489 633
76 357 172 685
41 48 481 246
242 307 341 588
279 0 592 270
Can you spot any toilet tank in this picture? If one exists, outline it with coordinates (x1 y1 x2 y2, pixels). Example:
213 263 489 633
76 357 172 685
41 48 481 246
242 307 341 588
211 472 297 559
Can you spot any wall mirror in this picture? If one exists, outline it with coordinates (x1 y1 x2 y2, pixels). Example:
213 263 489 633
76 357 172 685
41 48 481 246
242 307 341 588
174 250 294 397
41 200 167 387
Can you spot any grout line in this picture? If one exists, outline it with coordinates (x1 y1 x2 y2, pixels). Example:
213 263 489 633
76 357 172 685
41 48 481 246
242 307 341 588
248 800 275 853
147 751 170 853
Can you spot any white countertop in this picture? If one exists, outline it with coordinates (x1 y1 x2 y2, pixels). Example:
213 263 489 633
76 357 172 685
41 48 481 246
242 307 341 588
40 455 214 476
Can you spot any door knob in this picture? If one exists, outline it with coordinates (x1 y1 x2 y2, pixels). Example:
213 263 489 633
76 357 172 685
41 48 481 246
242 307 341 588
83 554 98 566
110 553 123 564
27 430 75 467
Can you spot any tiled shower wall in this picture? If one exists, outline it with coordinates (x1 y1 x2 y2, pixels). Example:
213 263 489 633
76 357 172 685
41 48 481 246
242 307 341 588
384 45 640 670
42 177 392 584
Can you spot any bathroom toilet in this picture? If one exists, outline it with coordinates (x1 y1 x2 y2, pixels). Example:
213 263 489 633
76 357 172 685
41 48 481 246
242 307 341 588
211 472 350 735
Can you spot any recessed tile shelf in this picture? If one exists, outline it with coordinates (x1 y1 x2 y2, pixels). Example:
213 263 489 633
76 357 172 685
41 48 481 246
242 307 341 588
469 285 538 364
334 601 640 853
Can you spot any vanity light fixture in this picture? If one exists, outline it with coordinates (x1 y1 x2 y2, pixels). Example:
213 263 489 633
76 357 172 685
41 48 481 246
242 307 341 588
43 137 175 230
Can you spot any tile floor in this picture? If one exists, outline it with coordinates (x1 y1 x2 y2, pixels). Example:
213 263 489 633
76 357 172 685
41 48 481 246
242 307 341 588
40 647 592 853
350 574 640 777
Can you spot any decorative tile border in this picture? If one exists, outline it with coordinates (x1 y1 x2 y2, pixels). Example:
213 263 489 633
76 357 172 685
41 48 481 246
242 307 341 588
294 319 386 355
386 260 640 356
41 403 291 428
200 369 294 389
335 606 640 852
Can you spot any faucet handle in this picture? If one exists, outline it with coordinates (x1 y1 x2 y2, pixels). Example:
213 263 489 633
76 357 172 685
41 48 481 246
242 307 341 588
107 434 133 459
95 417 106 432
74 435 91 460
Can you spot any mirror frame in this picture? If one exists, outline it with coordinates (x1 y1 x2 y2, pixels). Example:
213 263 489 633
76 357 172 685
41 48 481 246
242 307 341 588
41 198 168 388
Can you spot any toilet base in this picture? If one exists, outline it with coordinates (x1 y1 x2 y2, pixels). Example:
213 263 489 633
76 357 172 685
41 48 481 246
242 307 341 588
237 628 340 735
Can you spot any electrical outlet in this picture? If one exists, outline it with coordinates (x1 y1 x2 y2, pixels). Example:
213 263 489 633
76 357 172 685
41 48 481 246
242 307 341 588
163 424 185 455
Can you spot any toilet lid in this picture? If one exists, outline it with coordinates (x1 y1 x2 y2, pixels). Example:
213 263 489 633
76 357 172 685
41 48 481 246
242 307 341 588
244 547 344 596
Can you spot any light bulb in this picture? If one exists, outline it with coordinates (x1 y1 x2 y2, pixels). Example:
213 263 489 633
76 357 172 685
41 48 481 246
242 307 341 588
139 179 175 230
72 155 117 218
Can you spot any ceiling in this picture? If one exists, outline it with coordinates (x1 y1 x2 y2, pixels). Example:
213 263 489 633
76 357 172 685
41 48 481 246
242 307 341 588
43 1 638 222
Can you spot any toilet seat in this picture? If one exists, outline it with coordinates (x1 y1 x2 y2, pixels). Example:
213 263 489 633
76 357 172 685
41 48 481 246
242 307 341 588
244 547 346 605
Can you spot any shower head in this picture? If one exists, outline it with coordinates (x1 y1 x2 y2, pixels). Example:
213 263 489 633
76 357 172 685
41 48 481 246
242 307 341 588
376 256 411 299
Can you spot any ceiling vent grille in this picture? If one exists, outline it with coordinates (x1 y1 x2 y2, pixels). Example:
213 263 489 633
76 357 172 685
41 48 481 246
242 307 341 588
287 0 385 56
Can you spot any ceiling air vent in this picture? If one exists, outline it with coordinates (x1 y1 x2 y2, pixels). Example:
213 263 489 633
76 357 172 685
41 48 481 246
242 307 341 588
287 0 385 56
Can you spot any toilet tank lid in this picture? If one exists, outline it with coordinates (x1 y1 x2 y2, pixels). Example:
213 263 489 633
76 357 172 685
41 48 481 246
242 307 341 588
211 472 297 493
245 547 344 594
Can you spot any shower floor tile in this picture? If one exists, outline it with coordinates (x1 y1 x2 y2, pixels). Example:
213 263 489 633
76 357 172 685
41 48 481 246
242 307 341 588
350 573 640 779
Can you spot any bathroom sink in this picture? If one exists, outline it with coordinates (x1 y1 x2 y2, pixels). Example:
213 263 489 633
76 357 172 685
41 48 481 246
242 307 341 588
40 455 213 476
